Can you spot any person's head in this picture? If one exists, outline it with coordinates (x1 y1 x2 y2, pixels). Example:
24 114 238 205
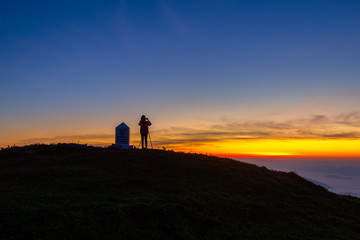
141 115 146 121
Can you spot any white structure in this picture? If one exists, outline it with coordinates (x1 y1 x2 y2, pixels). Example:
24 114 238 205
115 122 130 149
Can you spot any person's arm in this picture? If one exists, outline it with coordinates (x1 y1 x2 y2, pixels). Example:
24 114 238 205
147 120 152 126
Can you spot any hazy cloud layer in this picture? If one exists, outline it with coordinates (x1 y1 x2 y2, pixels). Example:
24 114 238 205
240 158 360 197
302 165 360 177
153 112 360 145
325 175 353 180
13 112 360 148
305 178 331 189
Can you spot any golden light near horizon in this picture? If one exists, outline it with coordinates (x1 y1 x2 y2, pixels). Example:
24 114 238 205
246 152 295 156
165 139 360 157
2 125 360 158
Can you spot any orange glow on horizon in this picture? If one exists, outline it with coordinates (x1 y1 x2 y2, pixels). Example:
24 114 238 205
160 139 360 158
3 134 360 159
245 152 295 156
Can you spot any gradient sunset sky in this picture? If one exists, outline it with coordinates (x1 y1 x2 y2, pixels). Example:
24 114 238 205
1 0 360 157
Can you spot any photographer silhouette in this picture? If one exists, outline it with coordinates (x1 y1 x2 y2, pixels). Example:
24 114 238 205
138 115 152 149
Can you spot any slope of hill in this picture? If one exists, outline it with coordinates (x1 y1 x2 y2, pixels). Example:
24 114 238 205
1 144 359 240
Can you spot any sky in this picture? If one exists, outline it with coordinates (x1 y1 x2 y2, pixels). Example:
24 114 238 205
1 0 360 157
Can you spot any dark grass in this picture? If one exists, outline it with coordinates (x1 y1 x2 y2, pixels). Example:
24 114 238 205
1 144 360 239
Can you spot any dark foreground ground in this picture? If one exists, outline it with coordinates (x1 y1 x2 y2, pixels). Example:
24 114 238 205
1 144 360 240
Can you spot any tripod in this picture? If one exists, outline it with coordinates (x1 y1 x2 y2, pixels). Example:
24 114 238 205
148 131 153 149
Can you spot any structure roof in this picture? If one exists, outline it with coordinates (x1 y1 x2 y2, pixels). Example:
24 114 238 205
116 122 129 129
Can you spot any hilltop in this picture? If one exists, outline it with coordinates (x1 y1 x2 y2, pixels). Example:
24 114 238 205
1 144 360 240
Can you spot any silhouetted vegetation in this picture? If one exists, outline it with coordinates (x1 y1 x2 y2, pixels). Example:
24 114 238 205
1 144 359 239
0 144 102 160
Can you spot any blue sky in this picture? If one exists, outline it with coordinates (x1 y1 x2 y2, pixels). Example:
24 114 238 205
1 0 360 152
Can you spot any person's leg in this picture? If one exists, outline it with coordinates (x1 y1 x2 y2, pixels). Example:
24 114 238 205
141 134 145 149
145 134 148 149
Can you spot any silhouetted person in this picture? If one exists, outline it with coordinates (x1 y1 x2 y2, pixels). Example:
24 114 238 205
139 115 152 149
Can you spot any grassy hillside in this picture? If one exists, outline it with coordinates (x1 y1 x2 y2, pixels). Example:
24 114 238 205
1 144 360 240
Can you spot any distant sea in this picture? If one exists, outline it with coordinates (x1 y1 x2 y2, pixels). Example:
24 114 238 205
233 157 360 198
